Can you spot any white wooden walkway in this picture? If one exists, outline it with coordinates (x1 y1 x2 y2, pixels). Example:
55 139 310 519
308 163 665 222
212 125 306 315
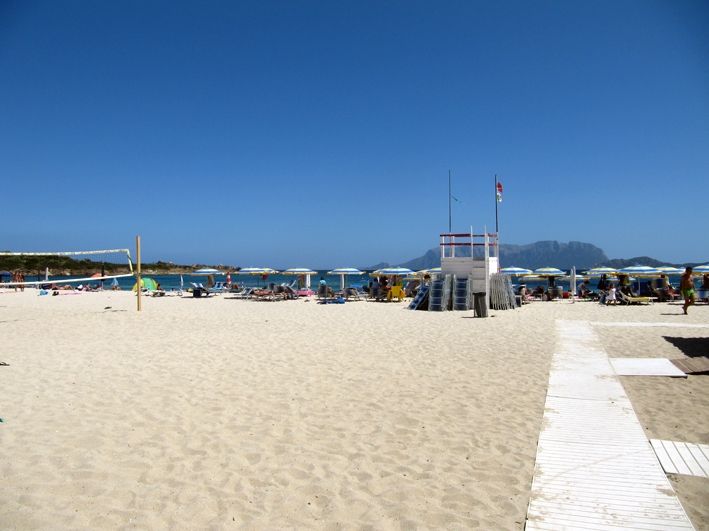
526 320 695 530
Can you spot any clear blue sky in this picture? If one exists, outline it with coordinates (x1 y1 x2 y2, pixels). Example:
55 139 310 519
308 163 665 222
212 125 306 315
1 1 707 267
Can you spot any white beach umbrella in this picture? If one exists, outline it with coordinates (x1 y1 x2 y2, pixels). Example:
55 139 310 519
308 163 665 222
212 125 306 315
533 267 566 276
193 268 225 275
416 267 442 277
692 264 709 275
534 267 566 289
238 267 279 275
237 267 279 286
371 267 415 277
500 266 533 276
656 266 684 276
327 267 364 290
618 265 661 277
282 268 318 288
585 267 617 277
520 274 544 281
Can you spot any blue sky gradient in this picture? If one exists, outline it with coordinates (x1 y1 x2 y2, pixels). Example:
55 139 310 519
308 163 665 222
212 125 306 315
1 1 707 267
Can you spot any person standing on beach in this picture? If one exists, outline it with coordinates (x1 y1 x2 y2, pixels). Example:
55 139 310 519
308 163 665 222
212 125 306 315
680 266 695 314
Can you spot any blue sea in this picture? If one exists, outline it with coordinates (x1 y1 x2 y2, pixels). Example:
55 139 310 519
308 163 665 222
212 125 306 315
36 271 369 291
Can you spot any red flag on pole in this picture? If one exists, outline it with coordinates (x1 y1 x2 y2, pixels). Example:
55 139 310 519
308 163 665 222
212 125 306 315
496 181 503 202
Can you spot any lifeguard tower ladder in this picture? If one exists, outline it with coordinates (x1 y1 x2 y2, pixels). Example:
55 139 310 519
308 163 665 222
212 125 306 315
439 231 499 312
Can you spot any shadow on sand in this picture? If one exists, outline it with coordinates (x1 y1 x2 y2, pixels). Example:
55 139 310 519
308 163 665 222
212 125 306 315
663 336 709 358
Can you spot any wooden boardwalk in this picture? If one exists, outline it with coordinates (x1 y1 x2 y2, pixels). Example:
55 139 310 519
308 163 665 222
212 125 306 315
525 320 694 530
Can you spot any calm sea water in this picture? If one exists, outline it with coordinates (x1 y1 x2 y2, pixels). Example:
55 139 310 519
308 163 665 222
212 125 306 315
39 271 368 291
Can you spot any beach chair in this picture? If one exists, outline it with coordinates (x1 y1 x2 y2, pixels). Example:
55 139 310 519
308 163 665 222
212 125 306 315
342 287 363 301
252 288 278 301
228 287 254 299
387 285 405 302
190 282 212 298
317 284 335 300
210 281 227 293
618 291 652 305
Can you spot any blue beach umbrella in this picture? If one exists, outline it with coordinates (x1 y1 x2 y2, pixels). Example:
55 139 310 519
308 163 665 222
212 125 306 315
500 266 533 276
327 267 364 290
692 264 709 275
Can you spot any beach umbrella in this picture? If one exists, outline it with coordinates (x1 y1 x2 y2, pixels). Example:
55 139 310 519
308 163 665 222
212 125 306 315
534 267 566 276
692 264 709 275
237 267 279 286
193 268 225 275
534 267 566 289
193 267 224 288
327 267 364 290
238 267 279 275
656 266 684 275
282 268 318 288
520 274 544 281
416 267 442 277
371 267 415 277
618 266 661 277
500 266 533 276
585 267 617 277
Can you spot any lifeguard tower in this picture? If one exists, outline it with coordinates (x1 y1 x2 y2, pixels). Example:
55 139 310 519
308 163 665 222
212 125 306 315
437 230 500 314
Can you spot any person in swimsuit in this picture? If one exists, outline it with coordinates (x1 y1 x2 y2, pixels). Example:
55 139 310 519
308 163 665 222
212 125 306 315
680 266 695 315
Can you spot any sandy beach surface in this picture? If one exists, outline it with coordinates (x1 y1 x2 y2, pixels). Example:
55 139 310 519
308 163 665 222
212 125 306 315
1 290 707 529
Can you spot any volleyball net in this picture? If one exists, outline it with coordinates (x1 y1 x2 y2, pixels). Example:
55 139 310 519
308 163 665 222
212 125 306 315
0 248 135 288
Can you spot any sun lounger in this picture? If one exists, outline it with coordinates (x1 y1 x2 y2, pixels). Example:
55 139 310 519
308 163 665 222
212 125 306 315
252 288 278 301
189 282 212 298
343 287 363 301
227 287 254 299
618 291 652 305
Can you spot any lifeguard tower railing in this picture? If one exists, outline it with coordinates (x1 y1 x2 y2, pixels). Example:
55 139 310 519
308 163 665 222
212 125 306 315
439 231 500 311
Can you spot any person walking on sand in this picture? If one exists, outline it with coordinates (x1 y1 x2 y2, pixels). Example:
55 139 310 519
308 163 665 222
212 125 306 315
680 266 695 315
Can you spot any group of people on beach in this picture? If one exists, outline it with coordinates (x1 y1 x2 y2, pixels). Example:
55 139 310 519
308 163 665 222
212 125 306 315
582 267 701 314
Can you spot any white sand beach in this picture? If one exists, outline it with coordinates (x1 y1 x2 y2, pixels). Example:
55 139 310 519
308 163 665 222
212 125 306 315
1 291 707 529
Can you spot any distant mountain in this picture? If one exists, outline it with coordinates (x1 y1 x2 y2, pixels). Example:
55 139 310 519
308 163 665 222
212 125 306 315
500 241 608 270
365 241 707 272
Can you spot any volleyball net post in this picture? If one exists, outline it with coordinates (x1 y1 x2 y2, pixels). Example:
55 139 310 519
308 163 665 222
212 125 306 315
136 235 142 312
